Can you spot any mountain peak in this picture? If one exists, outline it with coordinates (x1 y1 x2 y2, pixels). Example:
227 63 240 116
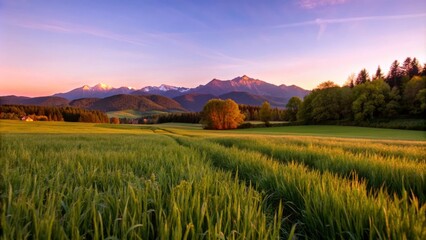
241 75 250 80
93 83 113 90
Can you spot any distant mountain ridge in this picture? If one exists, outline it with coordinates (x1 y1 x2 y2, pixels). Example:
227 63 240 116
52 75 309 103
1 75 310 113
70 94 186 112
54 83 135 100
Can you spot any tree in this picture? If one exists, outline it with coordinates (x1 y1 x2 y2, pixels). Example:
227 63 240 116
421 64 426 76
355 69 370 85
386 60 403 89
110 117 120 124
373 66 384 80
286 97 302 121
409 58 421 78
402 57 412 77
403 76 426 114
297 82 347 123
416 89 426 112
316 81 339 89
200 99 244 130
352 80 390 121
259 101 272 125
311 86 342 122
344 73 355 88
297 93 314 122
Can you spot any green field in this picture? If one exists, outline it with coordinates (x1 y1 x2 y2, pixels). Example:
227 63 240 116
107 109 145 119
1 120 425 239
106 110 185 119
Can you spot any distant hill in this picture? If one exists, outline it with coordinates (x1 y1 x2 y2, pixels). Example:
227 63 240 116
71 94 186 112
3 75 310 113
0 95 69 106
0 96 30 105
188 75 309 100
173 93 216 112
69 98 100 109
173 91 286 112
218 91 283 108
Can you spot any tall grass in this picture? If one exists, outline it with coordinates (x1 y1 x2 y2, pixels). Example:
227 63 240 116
0 134 281 239
211 136 426 202
175 136 426 239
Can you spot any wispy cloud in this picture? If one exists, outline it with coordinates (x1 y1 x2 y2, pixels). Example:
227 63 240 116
273 12 426 39
12 20 148 47
298 0 348 9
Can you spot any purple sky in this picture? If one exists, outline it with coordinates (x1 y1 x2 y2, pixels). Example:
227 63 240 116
1 0 425 96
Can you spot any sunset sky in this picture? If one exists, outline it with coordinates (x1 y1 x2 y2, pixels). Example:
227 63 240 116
1 0 425 96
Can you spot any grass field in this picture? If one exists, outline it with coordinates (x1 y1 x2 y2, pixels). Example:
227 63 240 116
106 109 145 119
1 120 425 239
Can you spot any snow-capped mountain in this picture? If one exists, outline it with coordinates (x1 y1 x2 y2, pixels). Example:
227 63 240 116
141 84 189 92
188 75 308 99
51 76 309 105
54 83 135 100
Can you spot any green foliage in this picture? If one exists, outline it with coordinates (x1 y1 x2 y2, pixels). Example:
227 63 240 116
352 80 390 121
0 104 109 123
297 56 426 126
286 96 302 121
298 82 352 123
386 60 404 89
239 104 286 121
417 89 426 112
404 76 426 114
200 99 244 129
156 112 201 124
259 101 271 124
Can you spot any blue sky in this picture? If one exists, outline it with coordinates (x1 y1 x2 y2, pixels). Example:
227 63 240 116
1 0 425 96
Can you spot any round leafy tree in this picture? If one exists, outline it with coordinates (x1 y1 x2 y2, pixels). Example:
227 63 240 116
200 99 245 129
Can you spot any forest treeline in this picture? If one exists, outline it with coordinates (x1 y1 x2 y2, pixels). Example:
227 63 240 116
0 105 109 123
119 105 288 125
295 57 425 129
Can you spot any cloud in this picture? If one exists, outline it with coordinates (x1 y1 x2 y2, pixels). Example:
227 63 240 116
11 20 148 47
298 0 348 9
272 12 426 39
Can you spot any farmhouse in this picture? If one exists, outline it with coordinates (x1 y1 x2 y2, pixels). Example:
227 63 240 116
21 116 33 122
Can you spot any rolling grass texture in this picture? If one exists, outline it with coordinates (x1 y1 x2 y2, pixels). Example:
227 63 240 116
233 125 426 141
210 136 426 203
176 136 425 239
0 134 281 239
0 120 425 239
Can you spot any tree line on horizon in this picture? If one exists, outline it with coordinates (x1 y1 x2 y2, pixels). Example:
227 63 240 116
197 57 425 130
1 57 424 129
0 105 109 123
295 57 425 126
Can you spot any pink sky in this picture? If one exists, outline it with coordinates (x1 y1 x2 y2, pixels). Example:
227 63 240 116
1 0 425 97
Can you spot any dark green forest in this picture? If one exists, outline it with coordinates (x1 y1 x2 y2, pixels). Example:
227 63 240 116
295 57 425 129
0 105 109 123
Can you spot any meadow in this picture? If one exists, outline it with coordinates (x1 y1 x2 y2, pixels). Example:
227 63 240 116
0 120 425 239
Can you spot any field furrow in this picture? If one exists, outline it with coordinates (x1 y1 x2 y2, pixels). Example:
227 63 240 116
175 136 426 239
210 136 426 203
0 134 280 239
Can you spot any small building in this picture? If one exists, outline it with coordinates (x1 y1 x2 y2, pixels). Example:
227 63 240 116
21 116 33 122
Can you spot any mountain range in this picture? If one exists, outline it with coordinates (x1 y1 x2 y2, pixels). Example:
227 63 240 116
1 75 309 113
